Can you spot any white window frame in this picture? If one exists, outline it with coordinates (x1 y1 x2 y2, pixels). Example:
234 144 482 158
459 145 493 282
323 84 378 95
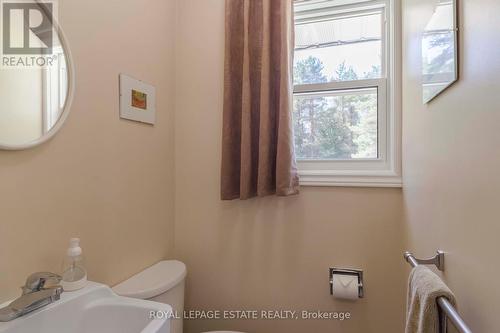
42 46 67 134
293 0 402 187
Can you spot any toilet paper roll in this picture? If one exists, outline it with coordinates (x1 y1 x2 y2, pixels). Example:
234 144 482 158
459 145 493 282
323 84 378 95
332 274 359 300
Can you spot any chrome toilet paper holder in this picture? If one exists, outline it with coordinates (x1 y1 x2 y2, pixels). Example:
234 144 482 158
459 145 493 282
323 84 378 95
329 268 364 298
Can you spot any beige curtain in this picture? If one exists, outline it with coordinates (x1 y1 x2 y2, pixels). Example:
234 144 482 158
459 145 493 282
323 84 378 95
221 0 299 200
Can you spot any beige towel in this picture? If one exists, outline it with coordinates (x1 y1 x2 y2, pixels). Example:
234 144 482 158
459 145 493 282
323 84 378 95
406 266 457 333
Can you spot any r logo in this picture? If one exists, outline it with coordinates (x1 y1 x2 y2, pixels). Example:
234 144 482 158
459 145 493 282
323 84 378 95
2 1 53 55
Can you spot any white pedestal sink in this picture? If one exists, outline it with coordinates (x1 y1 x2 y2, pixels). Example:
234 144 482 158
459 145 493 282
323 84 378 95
0 282 171 333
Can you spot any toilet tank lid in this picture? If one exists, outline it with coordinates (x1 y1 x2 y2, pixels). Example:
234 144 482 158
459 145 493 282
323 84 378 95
112 260 187 299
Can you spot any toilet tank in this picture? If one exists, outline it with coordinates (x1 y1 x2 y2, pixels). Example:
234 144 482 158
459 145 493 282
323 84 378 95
112 261 187 333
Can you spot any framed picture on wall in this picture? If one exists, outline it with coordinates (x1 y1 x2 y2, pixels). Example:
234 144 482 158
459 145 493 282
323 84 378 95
119 74 156 124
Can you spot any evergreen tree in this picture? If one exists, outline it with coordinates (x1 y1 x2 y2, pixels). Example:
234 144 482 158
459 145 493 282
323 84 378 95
353 65 380 158
424 33 455 74
334 61 359 81
294 56 327 84
293 58 358 159
293 57 328 158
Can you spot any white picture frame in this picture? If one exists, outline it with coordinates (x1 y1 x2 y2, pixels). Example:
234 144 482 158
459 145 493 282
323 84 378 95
119 74 156 125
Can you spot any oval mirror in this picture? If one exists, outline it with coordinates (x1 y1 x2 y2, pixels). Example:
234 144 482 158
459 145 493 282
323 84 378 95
0 1 73 150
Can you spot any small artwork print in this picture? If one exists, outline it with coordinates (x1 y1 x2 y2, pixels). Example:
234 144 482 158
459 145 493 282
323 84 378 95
119 74 156 125
132 90 147 110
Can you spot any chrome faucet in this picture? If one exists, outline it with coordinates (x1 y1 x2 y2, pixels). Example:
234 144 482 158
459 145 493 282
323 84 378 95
0 272 63 322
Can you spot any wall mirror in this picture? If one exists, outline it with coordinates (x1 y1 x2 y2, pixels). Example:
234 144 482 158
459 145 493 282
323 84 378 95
0 1 74 150
422 0 458 104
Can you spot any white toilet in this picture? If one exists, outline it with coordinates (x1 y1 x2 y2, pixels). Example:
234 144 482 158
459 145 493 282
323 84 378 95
112 261 244 333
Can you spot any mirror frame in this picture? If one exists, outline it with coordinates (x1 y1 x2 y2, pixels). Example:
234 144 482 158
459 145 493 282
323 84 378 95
422 0 459 104
0 1 75 151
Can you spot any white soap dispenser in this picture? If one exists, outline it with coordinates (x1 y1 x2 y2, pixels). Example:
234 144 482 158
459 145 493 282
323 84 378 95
61 238 87 291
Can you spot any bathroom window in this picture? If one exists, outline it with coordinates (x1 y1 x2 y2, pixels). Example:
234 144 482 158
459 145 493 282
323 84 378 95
293 0 401 187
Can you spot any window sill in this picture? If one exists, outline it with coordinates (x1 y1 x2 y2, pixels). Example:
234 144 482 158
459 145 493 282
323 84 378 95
298 170 402 188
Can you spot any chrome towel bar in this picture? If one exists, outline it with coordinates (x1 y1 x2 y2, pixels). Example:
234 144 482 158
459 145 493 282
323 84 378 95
404 250 445 271
404 251 472 333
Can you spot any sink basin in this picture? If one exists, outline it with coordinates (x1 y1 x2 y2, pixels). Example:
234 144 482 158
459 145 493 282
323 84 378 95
0 282 171 333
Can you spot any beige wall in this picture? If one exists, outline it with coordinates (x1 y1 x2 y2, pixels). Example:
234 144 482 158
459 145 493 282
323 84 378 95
174 1 406 332
8 1 499 332
0 0 176 303
403 0 500 331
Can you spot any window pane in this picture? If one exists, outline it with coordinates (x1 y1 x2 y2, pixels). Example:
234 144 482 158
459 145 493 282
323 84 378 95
294 12 382 84
293 88 378 160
